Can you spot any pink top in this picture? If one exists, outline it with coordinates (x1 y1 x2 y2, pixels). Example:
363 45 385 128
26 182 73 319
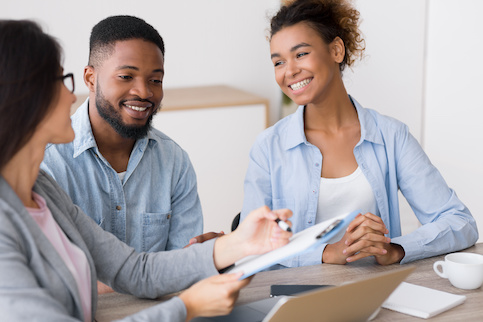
27 192 92 322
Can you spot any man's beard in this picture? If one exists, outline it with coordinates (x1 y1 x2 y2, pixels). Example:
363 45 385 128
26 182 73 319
95 84 157 140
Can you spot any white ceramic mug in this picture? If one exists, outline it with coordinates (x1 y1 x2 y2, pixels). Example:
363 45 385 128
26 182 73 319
433 252 483 290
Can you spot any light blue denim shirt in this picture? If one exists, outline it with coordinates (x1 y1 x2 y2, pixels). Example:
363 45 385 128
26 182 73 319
41 99 203 253
241 96 478 267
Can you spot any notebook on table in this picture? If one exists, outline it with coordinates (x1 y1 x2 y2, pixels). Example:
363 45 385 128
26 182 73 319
192 266 415 322
382 282 466 318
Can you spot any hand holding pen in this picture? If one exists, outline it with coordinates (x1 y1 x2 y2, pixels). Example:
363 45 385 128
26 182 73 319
275 218 292 232
214 206 293 268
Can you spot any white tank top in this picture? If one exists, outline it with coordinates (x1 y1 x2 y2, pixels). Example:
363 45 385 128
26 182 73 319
118 171 126 182
316 167 378 223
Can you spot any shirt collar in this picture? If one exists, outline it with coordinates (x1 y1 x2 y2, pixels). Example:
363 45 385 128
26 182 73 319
281 95 384 151
283 105 308 150
71 98 157 158
72 98 97 158
350 96 384 146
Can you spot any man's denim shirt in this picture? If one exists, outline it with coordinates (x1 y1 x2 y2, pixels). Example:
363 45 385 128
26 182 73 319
41 99 203 252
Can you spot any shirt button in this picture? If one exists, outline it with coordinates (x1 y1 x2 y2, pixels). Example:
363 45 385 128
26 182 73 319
116 206 122 210
166 214 171 219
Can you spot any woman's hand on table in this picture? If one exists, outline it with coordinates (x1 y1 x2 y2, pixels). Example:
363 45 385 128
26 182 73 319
323 213 392 264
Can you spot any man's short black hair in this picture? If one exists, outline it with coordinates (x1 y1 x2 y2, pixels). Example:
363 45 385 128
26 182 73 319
88 15 165 67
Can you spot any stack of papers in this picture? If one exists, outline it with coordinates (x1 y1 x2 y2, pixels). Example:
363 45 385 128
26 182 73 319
382 282 466 319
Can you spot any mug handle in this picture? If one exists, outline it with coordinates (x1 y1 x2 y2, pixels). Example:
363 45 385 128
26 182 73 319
433 260 448 278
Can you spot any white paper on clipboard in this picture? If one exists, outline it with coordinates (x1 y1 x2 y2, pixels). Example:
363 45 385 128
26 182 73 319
225 210 360 279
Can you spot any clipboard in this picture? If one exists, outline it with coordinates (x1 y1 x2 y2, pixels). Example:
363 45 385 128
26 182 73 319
225 210 360 279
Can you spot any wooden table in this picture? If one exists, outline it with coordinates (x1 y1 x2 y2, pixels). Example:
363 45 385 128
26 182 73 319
96 243 483 321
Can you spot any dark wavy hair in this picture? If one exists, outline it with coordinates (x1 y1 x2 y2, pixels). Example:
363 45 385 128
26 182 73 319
88 15 165 67
0 20 62 171
270 0 365 71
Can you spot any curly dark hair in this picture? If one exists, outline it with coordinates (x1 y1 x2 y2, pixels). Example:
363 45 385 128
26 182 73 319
88 15 165 67
270 0 365 71
0 20 62 170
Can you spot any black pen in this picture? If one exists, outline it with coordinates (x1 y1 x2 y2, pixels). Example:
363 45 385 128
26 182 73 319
275 218 292 232
316 219 342 239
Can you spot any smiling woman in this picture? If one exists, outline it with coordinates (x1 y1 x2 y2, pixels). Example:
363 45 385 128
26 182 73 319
240 0 478 269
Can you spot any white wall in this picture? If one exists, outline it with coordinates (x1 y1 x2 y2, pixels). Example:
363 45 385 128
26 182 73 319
424 0 483 241
345 0 427 141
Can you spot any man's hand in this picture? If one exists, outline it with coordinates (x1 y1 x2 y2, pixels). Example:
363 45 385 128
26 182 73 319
97 281 115 294
184 231 225 248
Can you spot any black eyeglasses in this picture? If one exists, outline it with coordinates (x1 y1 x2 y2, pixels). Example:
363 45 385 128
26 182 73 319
58 73 75 93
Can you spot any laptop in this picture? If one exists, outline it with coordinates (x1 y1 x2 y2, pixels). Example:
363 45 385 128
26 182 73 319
192 266 415 322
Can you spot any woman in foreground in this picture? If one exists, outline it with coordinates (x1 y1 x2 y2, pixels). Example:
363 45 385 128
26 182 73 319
0 20 292 321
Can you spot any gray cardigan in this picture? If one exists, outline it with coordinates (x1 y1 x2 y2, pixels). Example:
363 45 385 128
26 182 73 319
0 171 219 321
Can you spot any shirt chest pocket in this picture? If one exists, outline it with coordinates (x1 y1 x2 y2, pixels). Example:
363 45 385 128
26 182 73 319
142 212 171 252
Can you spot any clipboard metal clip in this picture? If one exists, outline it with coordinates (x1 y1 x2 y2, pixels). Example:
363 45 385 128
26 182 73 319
316 219 342 239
